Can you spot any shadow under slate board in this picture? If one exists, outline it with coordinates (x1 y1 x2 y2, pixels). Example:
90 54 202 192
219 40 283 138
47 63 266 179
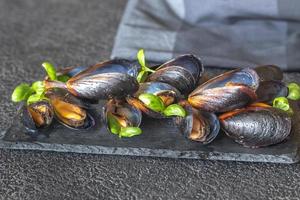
1 101 300 164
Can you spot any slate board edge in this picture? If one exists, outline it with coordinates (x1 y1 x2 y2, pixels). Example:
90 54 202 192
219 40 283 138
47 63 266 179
0 134 299 164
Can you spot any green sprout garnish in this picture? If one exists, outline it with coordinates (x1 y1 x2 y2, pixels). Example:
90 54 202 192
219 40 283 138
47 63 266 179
136 49 155 83
42 61 57 81
11 83 34 102
119 127 142 138
273 96 293 115
287 82 300 101
107 113 142 138
57 74 70 82
163 104 186 117
138 93 165 112
138 93 186 117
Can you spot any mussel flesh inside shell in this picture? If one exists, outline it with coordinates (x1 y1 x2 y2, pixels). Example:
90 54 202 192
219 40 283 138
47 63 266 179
21 101 53 134
147 54 203 94
219 104 292 148
188 68 259 112
256 81 288 103
46 89 95 129
175 101 220 144
104 99 142 134
126 82 181 118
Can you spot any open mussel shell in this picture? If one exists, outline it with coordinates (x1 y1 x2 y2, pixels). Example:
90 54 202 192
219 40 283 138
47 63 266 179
126 82 182 118
103 99 142 134
21 101 54 135
147 54 203 94
46 89 95 130
254 65 283 82
188 68 259 113
256 80 288 103
175 101 220 144
219 105 292 148
65 60 139 101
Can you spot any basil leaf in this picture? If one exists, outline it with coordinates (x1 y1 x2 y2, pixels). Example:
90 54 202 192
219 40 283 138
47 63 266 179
57 75 70 83
287 82 300 100
107 113 121 134
163 104 186 117
11 83 34 102
27 93 44 105
137 71 148 83
31 81 45 95
42 62 57 80
138 93 165 112
119 127 142 138
273 97 290 111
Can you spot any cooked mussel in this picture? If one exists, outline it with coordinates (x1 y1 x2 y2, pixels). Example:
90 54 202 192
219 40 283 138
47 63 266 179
147 54 203 94
256 80 288 103
188 68 259 113
219 104 292 148
46 89 95 129
175 101 220 144
21 101 53 134
44 59 139 101
104 99 142 135
57 65 88 77
254 65 283 82
126 82 182 118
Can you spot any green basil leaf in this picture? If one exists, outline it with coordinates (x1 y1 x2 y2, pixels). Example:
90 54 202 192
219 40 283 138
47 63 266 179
138 93 165 112
42 62 57 80
273 97 290 111
11 83 34 102
57 75 70 83
119 127 142 138
27 93 44 105
163 104 186 117
137 71 148 83
137 49 146 70
31 81 45 95
107 113 121 134
287 82 300 100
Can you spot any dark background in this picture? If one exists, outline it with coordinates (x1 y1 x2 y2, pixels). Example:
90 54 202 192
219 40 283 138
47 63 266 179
1 0 300 199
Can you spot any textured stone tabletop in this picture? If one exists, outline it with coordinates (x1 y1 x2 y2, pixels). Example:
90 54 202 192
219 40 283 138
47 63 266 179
1 0 300 199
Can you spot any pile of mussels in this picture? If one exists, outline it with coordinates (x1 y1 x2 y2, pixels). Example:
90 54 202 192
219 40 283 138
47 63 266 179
11 49 300 148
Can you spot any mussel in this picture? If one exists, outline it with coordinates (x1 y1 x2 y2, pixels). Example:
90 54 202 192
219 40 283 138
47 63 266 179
104 99 142 135
147 54 203 95
175 101 220 144
126 82 182 118
219 104 292 148
188 68 259 113
44 59 139 101
46 89 95 129
254 65 283 82
57 65 88 77
21 101 54 134
255 80 288 103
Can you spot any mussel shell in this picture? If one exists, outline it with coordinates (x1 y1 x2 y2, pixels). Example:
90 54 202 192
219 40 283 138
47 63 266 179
175 101 220 144
219 106 291 148
127 82 182 118
188 68 259 112
66 72 139 100
254 65 283 81
46 89 95 130
103 99 142 134
256 81 288 103
21 101 54 134
147 54 203 94
57 66 88 77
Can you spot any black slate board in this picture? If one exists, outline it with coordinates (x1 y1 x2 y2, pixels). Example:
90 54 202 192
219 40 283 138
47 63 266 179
1 102 300 164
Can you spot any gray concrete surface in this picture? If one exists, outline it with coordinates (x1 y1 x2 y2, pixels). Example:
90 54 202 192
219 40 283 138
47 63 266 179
1 0 300 199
